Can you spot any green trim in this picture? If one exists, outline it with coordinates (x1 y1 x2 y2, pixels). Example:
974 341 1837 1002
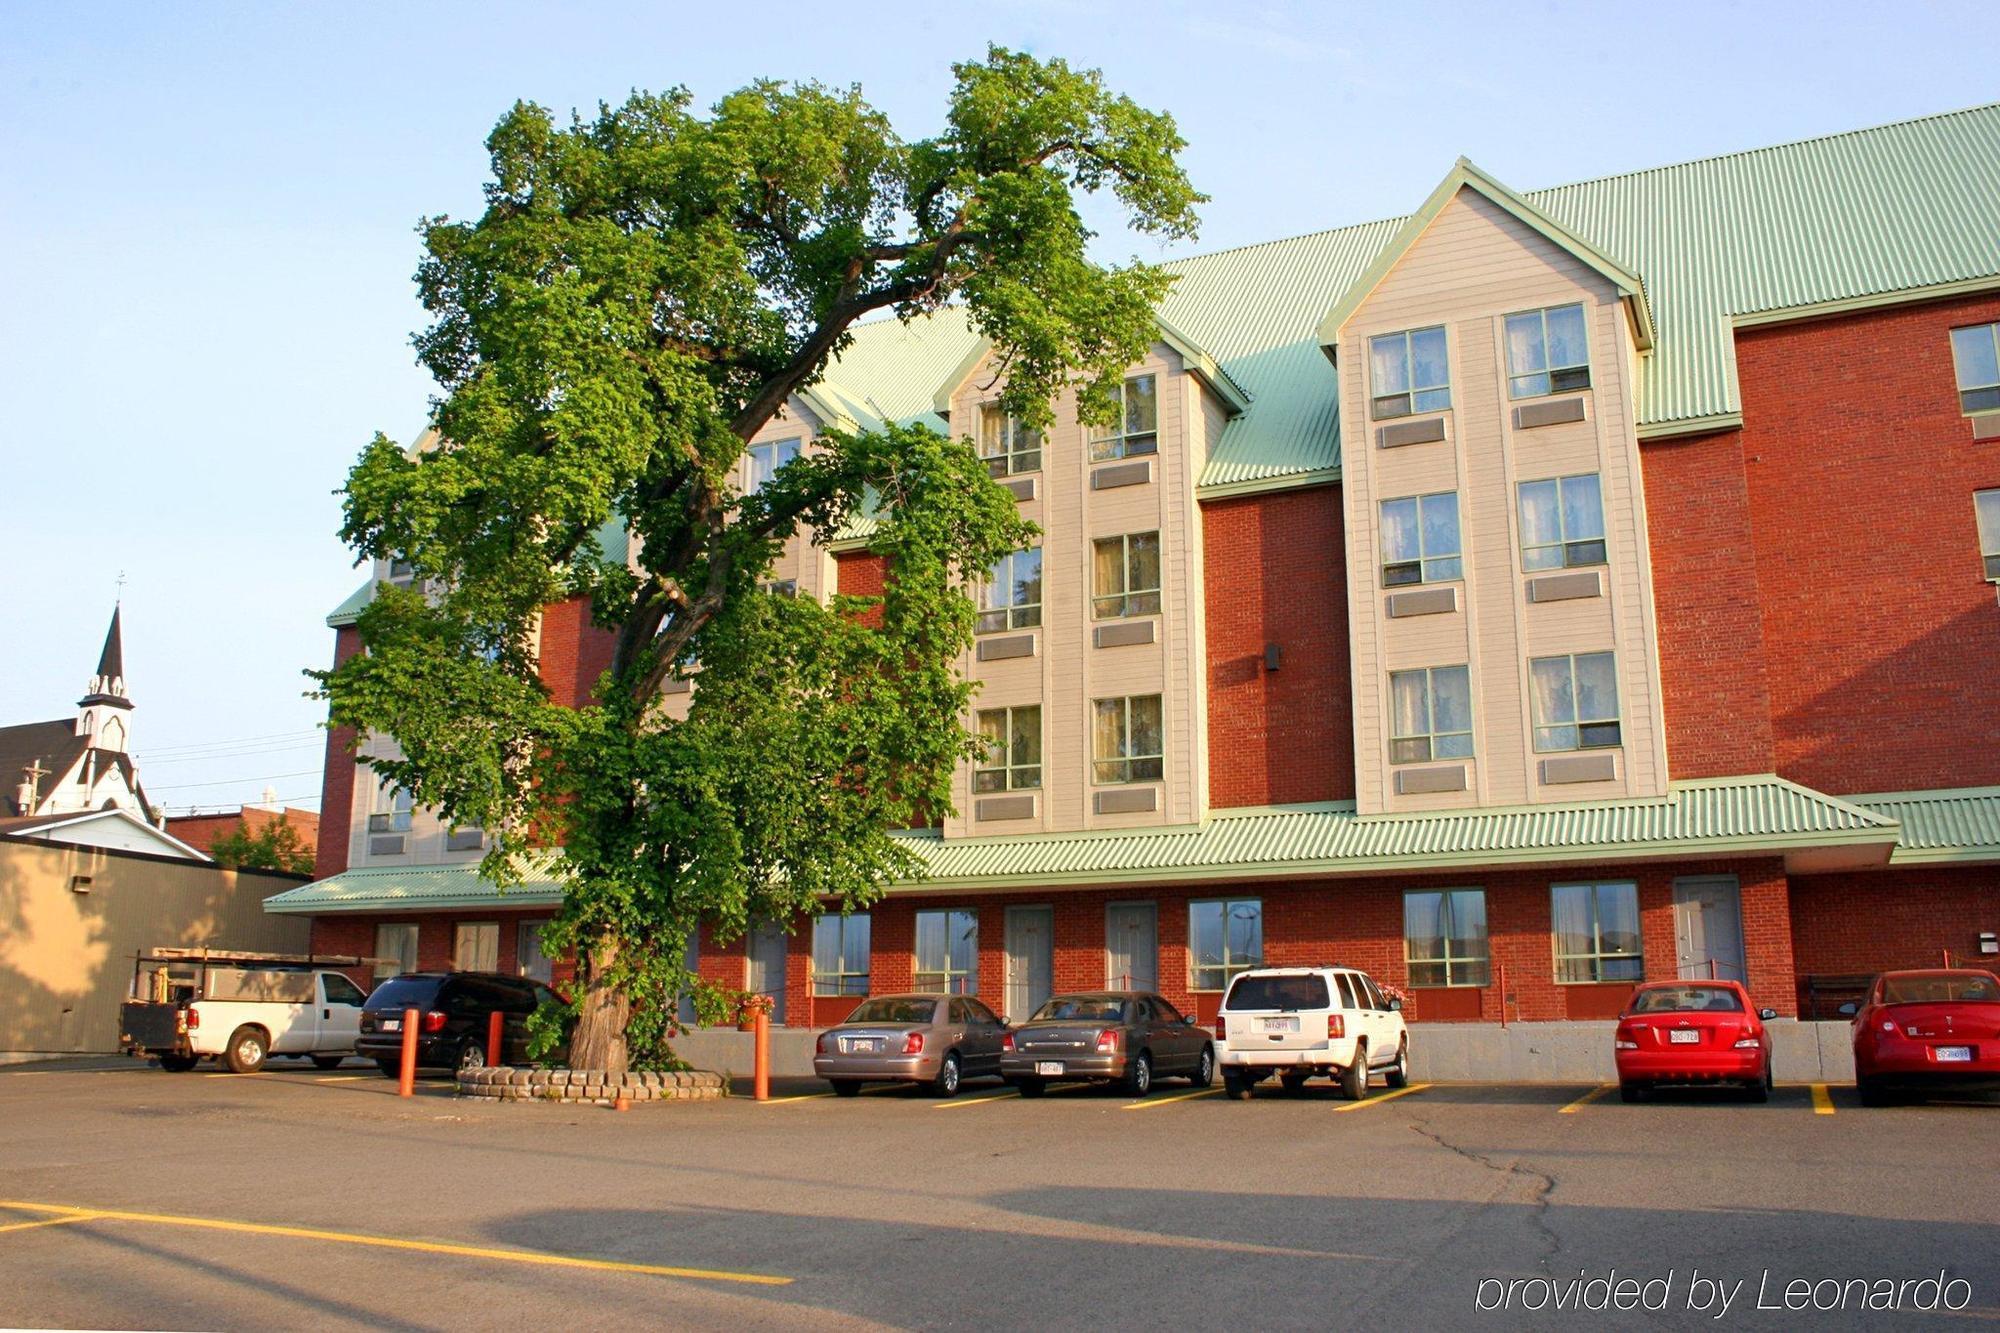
1730 275 2000 329
326 579 375 628
1636 412 1746 441
932 320 1250 422
1195 467 1343 502
1315 157 1656 352
794 385 857 434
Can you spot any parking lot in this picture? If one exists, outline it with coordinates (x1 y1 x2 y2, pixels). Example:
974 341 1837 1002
1 1058 1994 1329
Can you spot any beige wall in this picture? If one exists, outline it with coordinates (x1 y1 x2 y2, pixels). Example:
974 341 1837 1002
0 839 311 1056
1337 186 1669 816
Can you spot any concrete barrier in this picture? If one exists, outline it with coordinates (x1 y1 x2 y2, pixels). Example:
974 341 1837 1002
672 1026 819 1078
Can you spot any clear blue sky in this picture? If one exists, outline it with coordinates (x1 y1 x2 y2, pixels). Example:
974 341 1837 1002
2 1 1994 816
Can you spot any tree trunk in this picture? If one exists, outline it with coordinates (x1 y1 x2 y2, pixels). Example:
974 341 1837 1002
568 930 631 1075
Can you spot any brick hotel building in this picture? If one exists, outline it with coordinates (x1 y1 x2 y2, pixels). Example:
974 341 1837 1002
271 106 2000 1033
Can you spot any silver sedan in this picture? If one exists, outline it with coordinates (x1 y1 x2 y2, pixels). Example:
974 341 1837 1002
812 993 1009 1097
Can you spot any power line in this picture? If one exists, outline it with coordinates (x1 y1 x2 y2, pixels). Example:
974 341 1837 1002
140 729 322 758
147 768 321 792
139 741 324 767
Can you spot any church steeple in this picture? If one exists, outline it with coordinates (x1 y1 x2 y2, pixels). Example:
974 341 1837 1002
78 606 132 713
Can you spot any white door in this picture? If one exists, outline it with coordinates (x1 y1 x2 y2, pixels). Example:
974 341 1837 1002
747 921 787 1025
1673 876 1747 983
318 973 366 1050
1105 902 1158 991
1004 906 1054 1021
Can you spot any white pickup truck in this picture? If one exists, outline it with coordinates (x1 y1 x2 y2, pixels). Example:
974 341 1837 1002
119 949 375 1073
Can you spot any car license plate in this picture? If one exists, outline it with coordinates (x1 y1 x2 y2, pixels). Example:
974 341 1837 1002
1668 1029 1701 1044
1257 1016 1299 1033
843 1038 881 1054
1935 1046 1973 1062
1035 1061 1064 1076
380 1018 400 1032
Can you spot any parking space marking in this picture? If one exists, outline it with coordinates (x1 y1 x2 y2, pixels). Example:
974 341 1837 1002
1811 1083 1836 1115
762 1091 836 1105
312 1075 373 1083
1333 1082 1430 1113
936 1089 1020 1109
0 1214 98 1235
1121 1087 1221 1111
1558 1084 1613 1114
0 1200 793 1286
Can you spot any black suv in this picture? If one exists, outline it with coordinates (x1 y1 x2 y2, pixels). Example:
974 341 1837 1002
357 972 565 1076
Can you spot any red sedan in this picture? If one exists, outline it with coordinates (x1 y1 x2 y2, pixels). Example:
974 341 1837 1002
1852 969 2000 1107
1614 980 1775 1103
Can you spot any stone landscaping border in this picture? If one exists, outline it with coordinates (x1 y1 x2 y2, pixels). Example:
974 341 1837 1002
457 1066 727 1104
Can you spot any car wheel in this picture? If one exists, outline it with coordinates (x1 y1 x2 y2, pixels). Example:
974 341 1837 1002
1340 1043 1369 1101
375 1059 401 1079
1223 1071 1253 1101
830 1080 862 1098
310 1055 345 1071
1619 1081 1648 1103
1279 1072 1309 1095
223 1026 268 1075
157 1053 199 1073
930 1051 962 1098
1014 1078 1047 1098
1190 1045 1215 1088
1384 1040 1410 1090
1122 1051 1153 1097
457 1042 487 1075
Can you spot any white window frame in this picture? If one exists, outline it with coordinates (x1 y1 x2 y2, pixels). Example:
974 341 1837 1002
1380 492 1463 586
1189 898 1263 991
1529 651 1622 753
1388 665 1475 765
452 920 499 973
1977 489 2000 583
373 923 418 980
1551 881 1644 984
1092 694 1164 785
1950 323 2000 415
977 549 1042 634
913 909 978 995
367 773 413 834
975 705 1042 793
1403 889 1490 988
742 437 801 494
1091 531 1162 620
977 403 1042 476
1089 374 1159 462
1369 325 1451 418
811 914 871 997
1518 473 1608 571
1505 302 1591 399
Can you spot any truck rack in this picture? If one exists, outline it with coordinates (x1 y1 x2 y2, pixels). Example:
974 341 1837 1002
138 947 390 967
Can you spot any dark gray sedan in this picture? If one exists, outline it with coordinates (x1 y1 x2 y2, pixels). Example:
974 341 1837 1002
1000 991 1215 1097
812 993 1008 1097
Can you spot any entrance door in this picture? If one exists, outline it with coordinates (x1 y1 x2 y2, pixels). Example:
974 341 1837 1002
1105 902 1158 992
1673 876 1747 983
1004 905 1054 1021
747 921 787 1025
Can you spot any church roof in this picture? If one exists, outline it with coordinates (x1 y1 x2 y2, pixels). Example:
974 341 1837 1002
0 720 86 816
96 606 124 681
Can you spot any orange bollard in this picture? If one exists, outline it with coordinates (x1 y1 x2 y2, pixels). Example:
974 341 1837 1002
486 1009 504 1068
398 1006 418 1097
753 1010 770 1102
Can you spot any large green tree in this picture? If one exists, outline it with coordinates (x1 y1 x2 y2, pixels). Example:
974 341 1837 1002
318 47 1201 1072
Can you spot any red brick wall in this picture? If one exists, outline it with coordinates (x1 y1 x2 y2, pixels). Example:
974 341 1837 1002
1788 868 1998 979
1202 486 1355 806
1642 430 1778 778
168 805 320 857
310 908 561 993
312 626 365 880
834 549 888 628
537 597 619 709
1732 293 2000 793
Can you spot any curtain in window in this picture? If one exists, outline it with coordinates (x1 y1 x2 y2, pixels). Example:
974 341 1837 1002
1545 304 1589 369
1431 668 1473 756
1405 893 1445 985
1125 375 1157 435
1596 884 1642 979
1380 498 1420 566
1552 884 1595 982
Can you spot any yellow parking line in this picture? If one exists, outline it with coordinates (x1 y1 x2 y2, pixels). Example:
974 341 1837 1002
1559 1084 1613 1114
1122 1087 1222 1111
0 1200 791 1286
203 1072 263 1079
0 1214 98 1235
762 1092 835 1105
312 1075 372 1084
1334 1082 1430 1113
936 1089 1020 1110
1810 1083 1836 1115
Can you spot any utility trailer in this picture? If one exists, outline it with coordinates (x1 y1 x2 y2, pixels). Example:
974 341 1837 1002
119 948 385 1073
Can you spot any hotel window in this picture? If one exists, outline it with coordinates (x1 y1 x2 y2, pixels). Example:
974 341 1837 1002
1530 651 1621 752
385 557 417 586
367 775 413 833
453 921 499 973
1977 490 2000 582
1369 325 1451 418
1505 302 1591 399
1404 889 1490 987
1189 898 1263 990
914 909 978 994
1092 532 1162 619
1389 665 1474 764
1092 694 1163 784
742 437 801 494
811 914 871 996
1380 492 1463 586
1518 474 1608 571
373 923 418 980
516 920 553 984
975 706 1042 792
1089 374 1159 461
1950 323 2000 414
976 549 1042 633
978 404 1042 476
1551 881 1643 983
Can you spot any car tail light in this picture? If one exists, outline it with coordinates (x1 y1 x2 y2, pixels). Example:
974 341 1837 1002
1327 1014 1345 1040
183 1008 198 1031
1001 1032 1015 1053
815 1032 830 1056
1215 1018 1228 1044
1614 1025 1637 1050
1733 1037 1761 1049
1095 1029 1120 1053
423 1010 448 1033
902 1032 924 1055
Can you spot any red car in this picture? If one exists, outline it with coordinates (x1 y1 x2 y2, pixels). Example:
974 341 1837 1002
1613 980 1776 1103
1851 969 2000 1107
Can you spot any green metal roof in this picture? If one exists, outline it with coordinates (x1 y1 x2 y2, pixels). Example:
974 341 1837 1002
326 579 374 628
812 102 2000 489
269 776 1902 913
324 515 632 626
1851 787 2000 865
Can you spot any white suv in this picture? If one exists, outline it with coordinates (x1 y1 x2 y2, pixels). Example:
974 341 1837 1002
1215 966 1409 1100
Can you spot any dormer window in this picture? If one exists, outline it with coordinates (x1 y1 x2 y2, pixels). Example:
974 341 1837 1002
743 437 801 494
1369 326 1450 418
1505 303 1590 399
1950 323 2000 415
1089 374 1158 462
977 404 1042 477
